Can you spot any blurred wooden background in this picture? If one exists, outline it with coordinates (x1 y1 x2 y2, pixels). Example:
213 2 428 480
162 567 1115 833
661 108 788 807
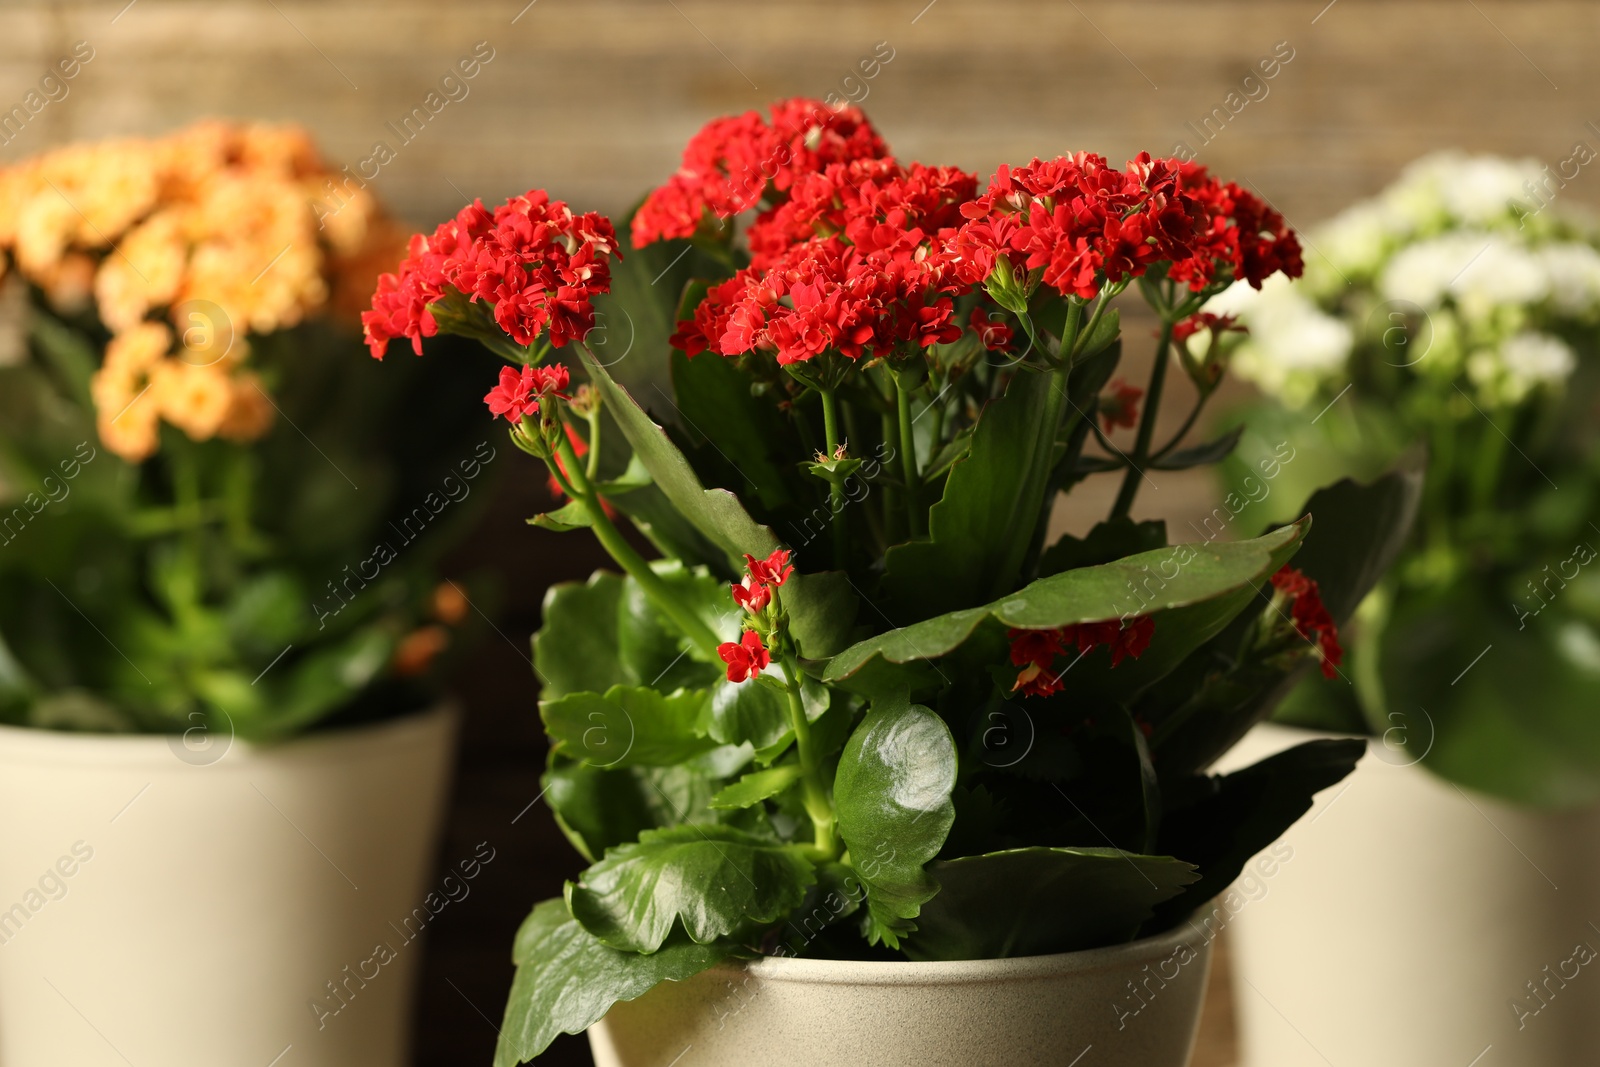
3 1 1597 1064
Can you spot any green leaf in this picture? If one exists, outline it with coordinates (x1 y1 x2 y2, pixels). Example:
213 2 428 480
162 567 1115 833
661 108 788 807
1277 456 1425 624
833 699 958 948
542 686 717 768
708 677 793 761
535 572 625 700
904 847 1198 961
567 824 815 952
827 520 1309 684
671 348 803 515
710 764 805 810
593 452 653 496
616 560 736 689
544 757 732 864
1382 584 1600 807
494 898 726 1067
534 566 727 703
578 348 858 658
1146 464 1422 775
881 365 1063 622
1150 739 1363 928
528 500 594 532
1151 426 1244 471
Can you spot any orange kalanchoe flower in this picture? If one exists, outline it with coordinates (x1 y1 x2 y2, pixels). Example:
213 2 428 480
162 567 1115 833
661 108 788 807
0 120 403 462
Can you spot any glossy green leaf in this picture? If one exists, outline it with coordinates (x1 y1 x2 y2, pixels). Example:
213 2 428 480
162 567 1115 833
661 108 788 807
710 764 805 810
494 897 726 1067
544 756 737 864
1147 464 1422 775
1151 739 1363 928
567 824 815 952
541 686 716 768
833 699 958 948
708 676 793 761
827 520 1308 684
905 847 1198 961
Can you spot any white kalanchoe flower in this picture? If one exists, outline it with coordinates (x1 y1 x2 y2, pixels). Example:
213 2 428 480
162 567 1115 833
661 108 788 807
1500 330 1576 392
1315 200 1404 282
1537 243 1600 317
1380 232 1548 317
1205 276 1353 409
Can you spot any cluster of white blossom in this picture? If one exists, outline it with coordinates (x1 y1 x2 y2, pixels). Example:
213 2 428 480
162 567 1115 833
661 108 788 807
1202 151 1600 409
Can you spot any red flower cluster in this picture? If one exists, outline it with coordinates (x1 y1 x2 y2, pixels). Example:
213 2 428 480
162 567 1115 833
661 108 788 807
484 363 569 423
744 158 976 269
1172 311 1245 347
1007 616 1155 698
671 161 978 365
632 98 889 247
718 630 771 683
719 549 794 682
952 154 1302 300
362 191 619 359
1098 378 1144 432
1270 566 1343 679
970 307 1013 351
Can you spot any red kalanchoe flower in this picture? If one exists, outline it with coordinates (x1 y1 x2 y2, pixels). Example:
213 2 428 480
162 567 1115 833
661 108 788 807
744 548 794 588
632 99 890 247
1007 616 1154 697
1009 627 1067 698
483 363 570 424
969 306 1013 351
363 192 618 359
1172 311 1246 347
731 579 773 614
718 629 772 683
1098 378 1144 432
1270 565 1343 679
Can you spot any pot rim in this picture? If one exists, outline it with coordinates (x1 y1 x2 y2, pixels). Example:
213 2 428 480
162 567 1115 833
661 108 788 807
0 700 458 769
728 915 1211 987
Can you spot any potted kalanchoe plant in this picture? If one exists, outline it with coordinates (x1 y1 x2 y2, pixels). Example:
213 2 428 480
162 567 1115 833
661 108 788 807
365 99 1417 1067
1201 151 1600 1067
0 122 486 1067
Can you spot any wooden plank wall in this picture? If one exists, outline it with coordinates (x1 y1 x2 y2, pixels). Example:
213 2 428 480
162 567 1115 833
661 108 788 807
4 1 1598 232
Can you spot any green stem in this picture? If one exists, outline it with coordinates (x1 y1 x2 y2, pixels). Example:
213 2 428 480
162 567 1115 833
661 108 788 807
584 407 603 481
895 378 923 538
1151 391 1212 461
780 656 838 858
819 387 848 566
880 410 901 544
553 428 722 659
1109 318 1174 521
1469 416 1507 516
1068 292 1109 364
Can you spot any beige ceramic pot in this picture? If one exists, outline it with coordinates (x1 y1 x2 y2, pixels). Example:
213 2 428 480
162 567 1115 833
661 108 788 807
589 919 1214 1067
1221 723 1600 1067
0 705 457 1067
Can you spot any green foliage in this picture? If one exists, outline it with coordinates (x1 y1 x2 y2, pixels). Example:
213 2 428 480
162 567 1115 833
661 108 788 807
495 898 727 1067
906 847 1198 961
566 825 816 952
0 312 490 739
833 699 958 947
